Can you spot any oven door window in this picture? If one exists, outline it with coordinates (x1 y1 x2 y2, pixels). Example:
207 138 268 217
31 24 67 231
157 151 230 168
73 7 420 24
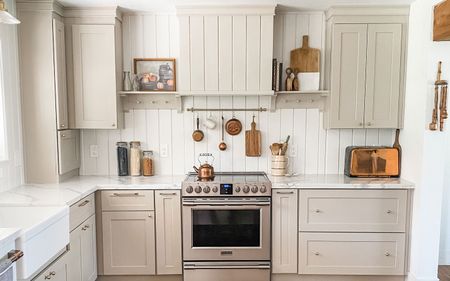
192 209 261 247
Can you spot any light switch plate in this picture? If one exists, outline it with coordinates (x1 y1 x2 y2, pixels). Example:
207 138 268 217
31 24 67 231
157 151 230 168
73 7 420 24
90 145 99 158
160 144 169 158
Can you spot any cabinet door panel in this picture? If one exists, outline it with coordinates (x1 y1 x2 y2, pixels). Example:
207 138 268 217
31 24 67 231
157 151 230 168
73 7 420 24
67 227 82 281
81 215 97 281
102 211 156 275
329 24 367 128
189 16 205 91
365 24 402 128
58 130 80 175
53 18 68 130
72 25 117 129
155 191 182 275
272 190 298 274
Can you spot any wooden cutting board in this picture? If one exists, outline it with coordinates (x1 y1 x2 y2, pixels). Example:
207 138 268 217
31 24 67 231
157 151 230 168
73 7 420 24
246 118 261 157
290 35 320 72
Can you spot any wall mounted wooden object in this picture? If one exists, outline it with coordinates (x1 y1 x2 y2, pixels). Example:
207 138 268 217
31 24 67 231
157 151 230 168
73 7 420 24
434 0 450 41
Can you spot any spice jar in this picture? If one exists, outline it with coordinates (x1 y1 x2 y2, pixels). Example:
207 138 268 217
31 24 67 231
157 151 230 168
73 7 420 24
129 141 142 176
116 142 129 176
142 151 154 176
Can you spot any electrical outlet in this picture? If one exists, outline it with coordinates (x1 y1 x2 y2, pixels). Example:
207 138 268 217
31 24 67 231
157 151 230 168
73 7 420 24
160 144 169 158
90 145 99 158
289 144 297 157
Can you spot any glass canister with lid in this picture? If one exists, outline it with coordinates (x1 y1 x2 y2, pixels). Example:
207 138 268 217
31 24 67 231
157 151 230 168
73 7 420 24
130 141 142 176
116 142 129 176
142 150 154 176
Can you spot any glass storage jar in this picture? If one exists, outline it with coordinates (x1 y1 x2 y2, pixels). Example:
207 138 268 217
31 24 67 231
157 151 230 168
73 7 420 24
130 141 142 176
142 151 154 176
116 142 129 176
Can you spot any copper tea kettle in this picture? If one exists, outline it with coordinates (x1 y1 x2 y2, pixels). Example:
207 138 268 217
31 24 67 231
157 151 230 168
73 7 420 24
193 153 215 180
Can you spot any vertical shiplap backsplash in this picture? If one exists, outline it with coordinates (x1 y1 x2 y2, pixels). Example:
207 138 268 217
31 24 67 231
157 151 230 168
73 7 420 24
80 12 396 176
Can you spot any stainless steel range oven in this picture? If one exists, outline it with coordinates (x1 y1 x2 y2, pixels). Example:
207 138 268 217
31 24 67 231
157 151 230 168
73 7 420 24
181 172 272 281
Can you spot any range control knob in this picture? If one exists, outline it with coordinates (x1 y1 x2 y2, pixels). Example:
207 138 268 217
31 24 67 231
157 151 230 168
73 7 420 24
243 185 250 193
235 186 241 193
194 186 202 193
212 186 218 193
260 185 267 193
251 185 259 193
186 186 194 193
203 186 211 193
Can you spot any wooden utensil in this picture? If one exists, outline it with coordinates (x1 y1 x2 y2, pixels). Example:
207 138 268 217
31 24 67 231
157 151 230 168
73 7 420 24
270 143 282 156
192 116 204 142
226 115 242 136
246 115 261 157
280 135 290 156
219 116 227 151
290 36 320 73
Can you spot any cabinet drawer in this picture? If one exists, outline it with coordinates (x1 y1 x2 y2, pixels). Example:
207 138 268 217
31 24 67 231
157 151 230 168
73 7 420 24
299 233 406 275
70 193 95 232
299 190 407 232
101 190 154 211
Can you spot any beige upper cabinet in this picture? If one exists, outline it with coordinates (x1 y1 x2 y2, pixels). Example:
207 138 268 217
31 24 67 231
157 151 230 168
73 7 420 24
325 7 408 129
71 24 121 129
329 24 367 129
272 190 298 274
155 191 182 275
364 24 403 128
53 18 69 130
177 6 275 95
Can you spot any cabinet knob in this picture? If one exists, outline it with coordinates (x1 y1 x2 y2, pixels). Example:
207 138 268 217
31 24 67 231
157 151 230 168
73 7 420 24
314 209 321 213
112 123 116 127
82 225 90 231
136 100 142 104
359 122 363 126
61 124 65 128
367 122 372 126
387 210 393 214
313 252 320 256
385 252 391 257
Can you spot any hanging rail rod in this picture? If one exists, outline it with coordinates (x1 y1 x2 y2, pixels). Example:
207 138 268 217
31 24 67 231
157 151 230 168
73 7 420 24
186 107 267 112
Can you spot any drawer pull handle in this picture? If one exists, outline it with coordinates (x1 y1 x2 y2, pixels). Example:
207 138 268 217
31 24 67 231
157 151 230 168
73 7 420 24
385 252 391 257
276 191 294 194
78 200 90 207
44 275 51 280
159 192 177 196
112 192 140 197
82 225 90 231
50 272 56 276
313 252 320 256
314 209 321 213
386 210 393 214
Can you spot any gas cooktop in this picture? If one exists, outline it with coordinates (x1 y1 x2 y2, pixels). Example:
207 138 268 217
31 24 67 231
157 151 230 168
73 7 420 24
182 172 271 197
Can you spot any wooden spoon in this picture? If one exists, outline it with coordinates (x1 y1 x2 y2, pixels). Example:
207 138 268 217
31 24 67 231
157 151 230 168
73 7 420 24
219 116 227 151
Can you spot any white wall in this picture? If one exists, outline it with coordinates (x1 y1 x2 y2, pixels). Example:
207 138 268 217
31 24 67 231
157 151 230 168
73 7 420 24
401 0 450 279
80 12 396 176
0 0 24 192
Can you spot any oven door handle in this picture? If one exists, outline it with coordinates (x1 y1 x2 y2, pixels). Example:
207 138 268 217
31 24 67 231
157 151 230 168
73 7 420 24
182 202 270 206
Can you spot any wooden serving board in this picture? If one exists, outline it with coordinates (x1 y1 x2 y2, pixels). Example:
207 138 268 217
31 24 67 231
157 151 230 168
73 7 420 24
246 120 261 157
290 35 320 72
434 0 450 41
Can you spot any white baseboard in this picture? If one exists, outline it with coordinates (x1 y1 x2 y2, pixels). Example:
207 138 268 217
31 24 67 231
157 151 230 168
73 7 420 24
408 272 440 281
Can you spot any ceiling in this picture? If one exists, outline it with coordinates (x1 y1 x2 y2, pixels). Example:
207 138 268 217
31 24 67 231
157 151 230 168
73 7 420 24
58 0 415 12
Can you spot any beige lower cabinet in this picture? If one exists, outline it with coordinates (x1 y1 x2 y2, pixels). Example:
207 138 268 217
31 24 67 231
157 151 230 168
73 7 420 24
299 232 406 275
272 189 298 274
155 190 182 275
102 211 156 275
34 253 68 281
67 215 97 281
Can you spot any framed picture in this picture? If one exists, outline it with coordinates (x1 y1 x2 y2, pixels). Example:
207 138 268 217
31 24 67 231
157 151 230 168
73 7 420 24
133 58 176 92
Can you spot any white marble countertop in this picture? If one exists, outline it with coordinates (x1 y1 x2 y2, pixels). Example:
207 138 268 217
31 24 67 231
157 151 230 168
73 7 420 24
269 174 415 189
0 174 414 248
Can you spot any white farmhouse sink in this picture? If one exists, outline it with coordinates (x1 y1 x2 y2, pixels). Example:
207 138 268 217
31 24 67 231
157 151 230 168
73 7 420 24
0 206 69 280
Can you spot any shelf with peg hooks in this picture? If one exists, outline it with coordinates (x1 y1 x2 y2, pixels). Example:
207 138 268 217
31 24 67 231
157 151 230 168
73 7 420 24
119 91 182 113
272 90 329 112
